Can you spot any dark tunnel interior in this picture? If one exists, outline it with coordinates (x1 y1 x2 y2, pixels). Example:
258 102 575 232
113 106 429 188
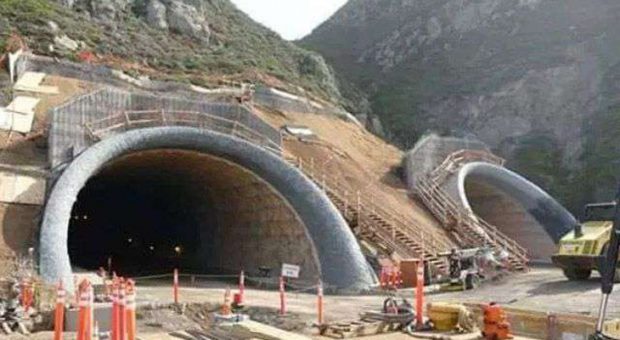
67 149 320 279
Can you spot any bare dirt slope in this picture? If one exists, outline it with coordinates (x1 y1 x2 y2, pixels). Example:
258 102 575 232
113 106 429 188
252 106 453 249
0 75 93 272
0 75 94 167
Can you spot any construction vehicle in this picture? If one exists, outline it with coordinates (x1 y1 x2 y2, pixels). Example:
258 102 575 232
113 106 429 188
439 248 485 291
552 201 620 281
591 186 620 339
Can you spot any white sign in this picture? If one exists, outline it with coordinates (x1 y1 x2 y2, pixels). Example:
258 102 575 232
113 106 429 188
281 263 300 279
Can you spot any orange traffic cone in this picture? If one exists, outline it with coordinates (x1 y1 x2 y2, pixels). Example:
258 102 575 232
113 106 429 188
76 279 93 340
221 287 232 316
125 280 136 340
53 281 65 340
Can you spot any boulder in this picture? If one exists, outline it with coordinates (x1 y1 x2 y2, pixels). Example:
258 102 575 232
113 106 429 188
166 0 211 42
54 0 75 7
47 21 60 33
54 35 80 51
87 0 132 21
146 0 168 29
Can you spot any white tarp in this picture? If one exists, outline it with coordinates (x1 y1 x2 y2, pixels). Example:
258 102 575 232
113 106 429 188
14 72 59 94
283 125 314 137
0 171 46 205
0 96 39 133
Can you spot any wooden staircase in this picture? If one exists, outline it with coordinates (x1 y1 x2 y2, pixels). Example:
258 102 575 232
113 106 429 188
413 150 529 270
286 156 452 274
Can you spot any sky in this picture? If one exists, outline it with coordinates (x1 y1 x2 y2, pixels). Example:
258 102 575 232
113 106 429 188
230 0 348 40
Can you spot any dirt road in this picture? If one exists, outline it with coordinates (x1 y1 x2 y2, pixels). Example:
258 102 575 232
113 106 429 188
135 266 620 323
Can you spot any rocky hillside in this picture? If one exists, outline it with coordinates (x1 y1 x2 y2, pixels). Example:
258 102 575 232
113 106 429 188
302 0 620 213
0 0 342 102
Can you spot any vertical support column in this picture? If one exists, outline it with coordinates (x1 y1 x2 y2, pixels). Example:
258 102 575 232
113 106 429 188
317 280 324 326
415 260 425 330
238 270 245 304
279 276 286 315
173 269 179 304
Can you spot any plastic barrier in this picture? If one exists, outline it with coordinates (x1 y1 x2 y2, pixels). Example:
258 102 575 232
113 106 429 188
125 280 136 340
76 279 93 340
380 265 402 290
54 281 65 340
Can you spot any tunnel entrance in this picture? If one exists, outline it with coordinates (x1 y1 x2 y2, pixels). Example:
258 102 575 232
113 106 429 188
41 127 375 290
464 178 556 261
67 149 319 279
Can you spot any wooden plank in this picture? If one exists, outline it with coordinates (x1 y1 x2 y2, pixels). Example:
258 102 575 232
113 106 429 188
220 320 311 340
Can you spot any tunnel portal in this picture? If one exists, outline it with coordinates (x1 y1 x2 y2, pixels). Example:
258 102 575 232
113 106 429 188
464 178 556 260
457 162 576 262
67 149 317 279
40 127 375 291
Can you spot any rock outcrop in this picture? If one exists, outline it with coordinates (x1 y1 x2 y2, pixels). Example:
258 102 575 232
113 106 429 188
303 0 620 212
57 0 210 42
165 0 210 42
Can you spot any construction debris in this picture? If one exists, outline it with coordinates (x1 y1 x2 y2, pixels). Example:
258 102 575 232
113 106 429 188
282 125 316 139
428 303 477 333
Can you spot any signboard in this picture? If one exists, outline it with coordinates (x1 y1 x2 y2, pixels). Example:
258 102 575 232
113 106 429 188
281 263 300 279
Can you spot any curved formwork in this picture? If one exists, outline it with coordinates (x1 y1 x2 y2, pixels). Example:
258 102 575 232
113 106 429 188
449 162 576 261
40 127 376 291
405 137 576 262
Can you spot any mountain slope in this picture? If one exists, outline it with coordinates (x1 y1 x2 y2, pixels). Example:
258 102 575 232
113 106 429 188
303 0 620 213
0 0 342 102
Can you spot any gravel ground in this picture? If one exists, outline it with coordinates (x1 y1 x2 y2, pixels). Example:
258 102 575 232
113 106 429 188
135 266 620 324
11 266 618 339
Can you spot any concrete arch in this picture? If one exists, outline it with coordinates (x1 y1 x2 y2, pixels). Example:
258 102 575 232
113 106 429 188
40 127 375 291
452 162 576 260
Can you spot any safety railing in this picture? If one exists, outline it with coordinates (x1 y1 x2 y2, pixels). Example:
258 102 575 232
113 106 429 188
417 179 528 257
413 150 529 269
286 155 453 272
429 149 505 184
84 109 282 155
